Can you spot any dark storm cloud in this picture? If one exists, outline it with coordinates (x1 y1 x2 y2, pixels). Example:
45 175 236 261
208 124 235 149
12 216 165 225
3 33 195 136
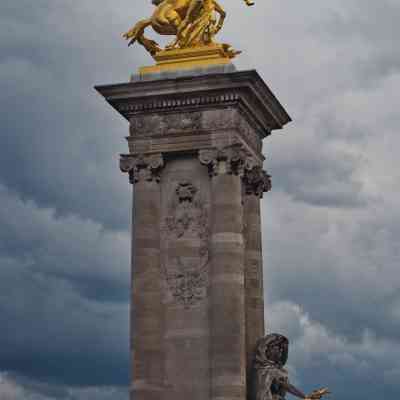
0 185 130 388
0 185 130 302
0 373 128 400
268 146 366 208
0 255 129 387
0 1 149 231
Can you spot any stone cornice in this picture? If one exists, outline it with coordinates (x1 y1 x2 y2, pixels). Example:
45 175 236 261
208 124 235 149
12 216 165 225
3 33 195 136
95 70 291 139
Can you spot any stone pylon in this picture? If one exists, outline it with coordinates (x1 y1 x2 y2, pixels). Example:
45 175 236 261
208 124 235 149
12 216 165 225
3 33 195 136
96 67 290 400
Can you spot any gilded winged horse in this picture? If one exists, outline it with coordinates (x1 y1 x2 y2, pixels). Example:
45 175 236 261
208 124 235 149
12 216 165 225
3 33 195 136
123 0 255 56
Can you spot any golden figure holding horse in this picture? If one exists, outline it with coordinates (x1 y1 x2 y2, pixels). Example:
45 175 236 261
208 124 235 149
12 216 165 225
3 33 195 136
123 0 255 73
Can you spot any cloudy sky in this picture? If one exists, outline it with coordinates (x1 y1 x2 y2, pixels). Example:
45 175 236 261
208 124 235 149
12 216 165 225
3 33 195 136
0 0 399 399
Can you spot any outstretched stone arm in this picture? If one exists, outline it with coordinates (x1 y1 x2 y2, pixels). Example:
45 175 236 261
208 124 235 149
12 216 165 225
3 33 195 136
281 381 307 399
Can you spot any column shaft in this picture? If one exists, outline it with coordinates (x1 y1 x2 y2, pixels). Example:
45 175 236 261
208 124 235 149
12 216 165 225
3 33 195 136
210 173 246 400
243 194 265 389
131 180 163 400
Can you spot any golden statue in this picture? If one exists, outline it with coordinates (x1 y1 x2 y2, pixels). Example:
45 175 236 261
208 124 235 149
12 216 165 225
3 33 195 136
123 0 255 73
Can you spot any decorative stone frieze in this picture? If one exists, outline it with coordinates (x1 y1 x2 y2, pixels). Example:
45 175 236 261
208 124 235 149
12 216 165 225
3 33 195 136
119 92 240 116
243 165 272 198
120 153 164 184
130 111 203 136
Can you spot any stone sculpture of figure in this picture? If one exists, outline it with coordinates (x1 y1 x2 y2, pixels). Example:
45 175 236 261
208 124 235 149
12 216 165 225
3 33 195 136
251 334 330 400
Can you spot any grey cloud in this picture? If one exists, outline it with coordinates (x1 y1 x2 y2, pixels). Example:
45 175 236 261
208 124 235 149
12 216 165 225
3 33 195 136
0 185 130 386
268 146 366 208
0 253 129 386
262 189 400 343
0 185 130 302
267 301 400 399
310 0 400 85
0 1 149 230
0 373 128 400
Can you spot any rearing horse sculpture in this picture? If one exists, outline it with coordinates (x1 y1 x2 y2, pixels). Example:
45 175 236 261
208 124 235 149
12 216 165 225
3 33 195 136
123 0 255 56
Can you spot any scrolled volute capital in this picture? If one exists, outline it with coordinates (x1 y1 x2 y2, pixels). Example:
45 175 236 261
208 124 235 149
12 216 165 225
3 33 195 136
199 145 249 177
243 163 272 197
120 153 164 184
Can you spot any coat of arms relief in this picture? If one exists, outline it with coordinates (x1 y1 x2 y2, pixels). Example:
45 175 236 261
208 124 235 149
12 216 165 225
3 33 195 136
162 181 210 308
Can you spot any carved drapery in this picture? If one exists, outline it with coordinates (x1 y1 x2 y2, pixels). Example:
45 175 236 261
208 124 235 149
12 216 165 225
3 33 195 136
120 153 164 184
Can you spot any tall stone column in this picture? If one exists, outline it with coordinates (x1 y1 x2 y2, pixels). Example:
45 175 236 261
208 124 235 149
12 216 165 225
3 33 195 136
95 67 291 400
120 154 165 400
242 165 272 391
199 145 248 400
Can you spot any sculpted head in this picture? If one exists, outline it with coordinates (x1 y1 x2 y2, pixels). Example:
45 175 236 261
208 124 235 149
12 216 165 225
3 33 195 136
255 333 289 367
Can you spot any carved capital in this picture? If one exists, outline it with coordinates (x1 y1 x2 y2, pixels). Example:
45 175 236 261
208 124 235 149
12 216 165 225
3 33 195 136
243 165 272 197
120 153 164 184
199 145 249 177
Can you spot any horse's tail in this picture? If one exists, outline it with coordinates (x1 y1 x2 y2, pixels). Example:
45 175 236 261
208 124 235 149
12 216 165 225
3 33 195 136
137 35 161 55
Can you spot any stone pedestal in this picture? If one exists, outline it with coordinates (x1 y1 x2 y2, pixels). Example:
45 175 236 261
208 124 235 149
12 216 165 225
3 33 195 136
96 67 290 400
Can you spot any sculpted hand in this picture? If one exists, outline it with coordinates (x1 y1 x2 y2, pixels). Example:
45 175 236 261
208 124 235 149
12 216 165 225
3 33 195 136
305 388 331 400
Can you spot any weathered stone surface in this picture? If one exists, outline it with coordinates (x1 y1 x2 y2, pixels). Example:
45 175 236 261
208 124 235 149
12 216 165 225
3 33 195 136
95 69 291 400
95 69 291 158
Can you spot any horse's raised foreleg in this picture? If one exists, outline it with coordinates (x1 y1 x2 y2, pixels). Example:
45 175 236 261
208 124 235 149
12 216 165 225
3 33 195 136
123 18 152 45
123 18 161 55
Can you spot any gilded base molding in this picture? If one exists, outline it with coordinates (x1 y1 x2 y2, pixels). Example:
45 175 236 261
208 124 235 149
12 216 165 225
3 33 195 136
139 43 235 75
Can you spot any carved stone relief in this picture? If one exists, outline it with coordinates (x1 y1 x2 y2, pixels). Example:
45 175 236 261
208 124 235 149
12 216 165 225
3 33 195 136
129 111 202 137
236 113 263 154
162 181 209 308
129 108 263 156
